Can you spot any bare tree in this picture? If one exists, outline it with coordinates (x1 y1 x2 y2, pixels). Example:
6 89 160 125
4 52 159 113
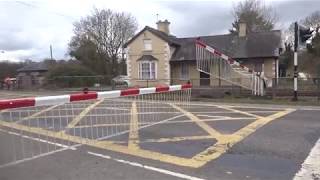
69 8 138 76
282 11 320 77
302 11 320 28
284 11 320 47
230 0 278 34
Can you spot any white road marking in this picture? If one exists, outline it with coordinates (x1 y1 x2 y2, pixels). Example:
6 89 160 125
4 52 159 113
87 151 205 180
0 128 75 150
293 137 320 180
0 113 185 168
0 147 74 169
0 128 76 169
187 103 286 110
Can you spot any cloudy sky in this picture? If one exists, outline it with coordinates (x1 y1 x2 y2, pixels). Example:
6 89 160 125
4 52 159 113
0 0 319 61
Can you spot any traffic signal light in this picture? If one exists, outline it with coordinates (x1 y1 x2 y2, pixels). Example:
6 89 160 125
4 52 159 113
299 25 314 43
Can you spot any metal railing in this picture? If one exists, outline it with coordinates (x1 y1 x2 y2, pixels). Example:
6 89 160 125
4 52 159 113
271 77 320 100
6 75 320 100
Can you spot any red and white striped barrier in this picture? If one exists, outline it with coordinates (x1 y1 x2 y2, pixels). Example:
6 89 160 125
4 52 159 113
196 39 266 96
196 39 254 74
0 84 192 110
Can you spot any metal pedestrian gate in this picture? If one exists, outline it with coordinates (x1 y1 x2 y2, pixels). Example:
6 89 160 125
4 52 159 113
195 39 265 96
0 84 191 167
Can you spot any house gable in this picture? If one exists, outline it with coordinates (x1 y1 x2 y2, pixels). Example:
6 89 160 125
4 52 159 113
125 28 174 85
123 26 180 48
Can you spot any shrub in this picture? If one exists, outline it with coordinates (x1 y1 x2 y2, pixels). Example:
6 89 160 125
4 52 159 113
46 63 97 88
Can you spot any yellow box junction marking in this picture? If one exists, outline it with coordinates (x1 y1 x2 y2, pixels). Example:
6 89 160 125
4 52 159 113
128 101 140 150
0 117 199 167
140 135 214 143
170 103 222 138
191 108 296 166
0 102 295 168
74 117 256 129
215 105 263 119
64 99 104 131
16 105 60 124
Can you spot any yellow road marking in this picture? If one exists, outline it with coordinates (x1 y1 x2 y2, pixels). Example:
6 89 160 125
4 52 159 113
16 105 60 124
74 117 255 129
0 119 200 167
215 105 263 119
191 108 296 167
0 104 295 168
233 108 296 138
170 103 222 138
64 99 104 131
128 101 140 150
141 135 214 143
104 135 214 144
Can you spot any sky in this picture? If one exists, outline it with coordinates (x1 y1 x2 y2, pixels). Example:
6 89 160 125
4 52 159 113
0 0 319 62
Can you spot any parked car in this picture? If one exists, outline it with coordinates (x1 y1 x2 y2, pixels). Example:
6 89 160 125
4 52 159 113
111 75 131 88
2 77 16 90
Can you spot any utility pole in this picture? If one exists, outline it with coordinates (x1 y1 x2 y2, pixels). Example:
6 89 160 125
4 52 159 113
293 22 298 101
50 45 53 60
218 59 221 86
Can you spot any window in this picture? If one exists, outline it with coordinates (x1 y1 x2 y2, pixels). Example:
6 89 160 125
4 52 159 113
143 39 152 51
180 63 189 79
139 61 156 80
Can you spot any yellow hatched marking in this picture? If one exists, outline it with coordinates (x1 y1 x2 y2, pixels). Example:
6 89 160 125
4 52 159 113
0 104 295 168
63 99 104 131
16 105 60 123
128 101 140 150
103 135 214 144
75 117 255 128
0 119 201 168
215 105 263 119
141 135 214 143
191 108 296 167
170 103 222 138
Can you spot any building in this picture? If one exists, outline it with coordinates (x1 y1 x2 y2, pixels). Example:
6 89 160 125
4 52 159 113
16 62 48 89
123 20 281 87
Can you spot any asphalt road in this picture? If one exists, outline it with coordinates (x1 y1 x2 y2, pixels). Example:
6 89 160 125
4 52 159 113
0 91 319 180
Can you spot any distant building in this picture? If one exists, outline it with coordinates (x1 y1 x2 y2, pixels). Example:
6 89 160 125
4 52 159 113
123 20 281 87
17 62 48 89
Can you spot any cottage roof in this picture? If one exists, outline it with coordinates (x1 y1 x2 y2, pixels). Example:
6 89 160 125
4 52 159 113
171 30 281 61
17 62 48 72
124 26 281 61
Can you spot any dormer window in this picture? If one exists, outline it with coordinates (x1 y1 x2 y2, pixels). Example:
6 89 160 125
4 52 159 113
143 39 152 51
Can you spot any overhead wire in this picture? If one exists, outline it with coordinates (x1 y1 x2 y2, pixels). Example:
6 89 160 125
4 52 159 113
14 1 77 22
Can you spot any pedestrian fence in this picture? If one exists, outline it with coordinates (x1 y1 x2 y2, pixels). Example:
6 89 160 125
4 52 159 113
0 83 191 167
271 78 320 99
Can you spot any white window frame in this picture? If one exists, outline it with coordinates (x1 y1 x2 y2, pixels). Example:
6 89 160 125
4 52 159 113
143 39 152 51
138 61 157 80
180 63 189 80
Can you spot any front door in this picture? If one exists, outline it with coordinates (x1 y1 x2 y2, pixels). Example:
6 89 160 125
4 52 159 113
200 72 210 86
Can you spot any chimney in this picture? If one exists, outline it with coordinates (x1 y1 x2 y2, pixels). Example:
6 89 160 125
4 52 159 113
238 20 247 37
156 19 170 34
